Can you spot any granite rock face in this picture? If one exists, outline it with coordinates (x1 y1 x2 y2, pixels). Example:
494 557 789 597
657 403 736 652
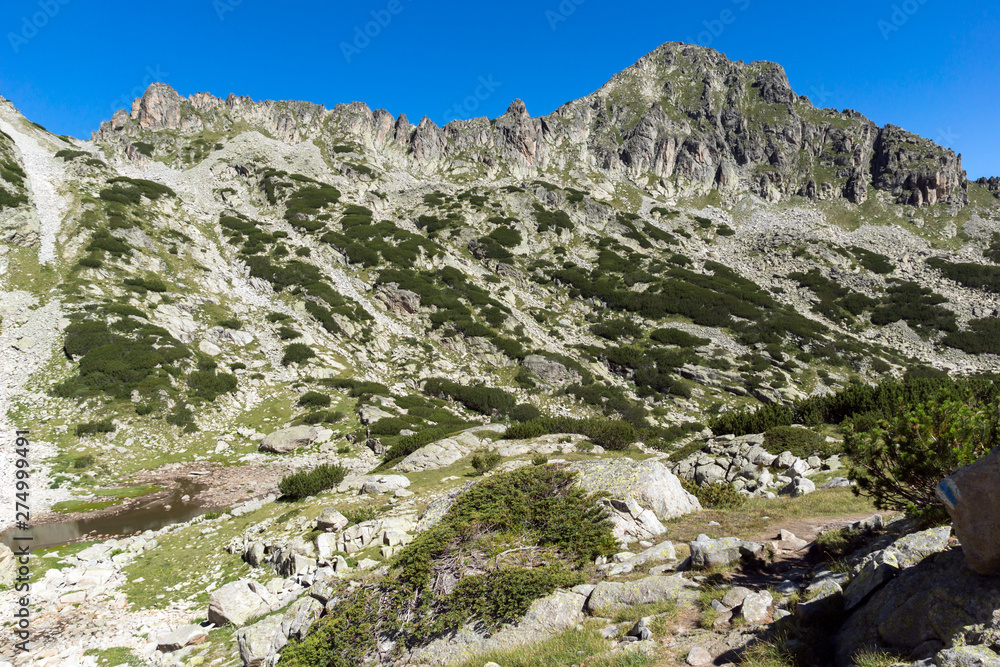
94 44 966 209
568 457 701 521
938 450 1000 574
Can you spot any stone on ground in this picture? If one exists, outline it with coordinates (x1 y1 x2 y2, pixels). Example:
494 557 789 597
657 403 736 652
937 449 1000 574
259 426 319 454
208 579 279 627
568 458 701 520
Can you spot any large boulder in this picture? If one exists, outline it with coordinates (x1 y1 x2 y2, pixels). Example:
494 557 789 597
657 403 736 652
938 449 1000 574
281 596 323 641
208 580 279 627
316 508 349 533
586 575 699 613
405 588 588 665
521 355 579 386
395 427 502 473
157 625 209 652
236 614 286 667
259 426 318 454
836 549 1000 664
568 458 701 521
688 534 766 569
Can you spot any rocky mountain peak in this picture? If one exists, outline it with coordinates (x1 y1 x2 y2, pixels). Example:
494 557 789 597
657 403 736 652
93 43 968 209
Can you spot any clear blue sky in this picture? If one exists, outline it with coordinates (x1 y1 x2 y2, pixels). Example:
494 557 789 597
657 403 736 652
0 0 996 178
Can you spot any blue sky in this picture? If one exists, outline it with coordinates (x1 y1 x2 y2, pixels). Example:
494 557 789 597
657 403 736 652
0 0 996 178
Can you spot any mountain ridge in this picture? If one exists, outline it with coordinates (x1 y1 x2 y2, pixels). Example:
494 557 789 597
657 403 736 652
92 42 967 209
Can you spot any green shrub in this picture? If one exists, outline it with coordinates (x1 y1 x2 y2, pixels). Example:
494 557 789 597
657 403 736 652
850 247 894 274
423 378 516 416
532 455 548 466
278 463 347 499
282 343 316 366
650 327 710 347
369 417 408 436
298 391 332 408
277 326 301 340
944 318 1000 355
75 420 114 437
187 370 237 402
71 454 96 469
342 505 379 525
505 417 637 450
470 449 502 475
763 426 837 459
217 318 243 330
509 403 542 422
590 319 642 341
55 149 88 161
681 479 746 509
845 388 1000 521
77 252 104 269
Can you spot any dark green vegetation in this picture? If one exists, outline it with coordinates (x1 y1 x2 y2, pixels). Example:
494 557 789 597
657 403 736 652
0 157 28 210
681 479 745 510
74 420 115 437
505 417 637 450
929 257 1000 294
788 269 877 323
53 301 240 432
712 375 1000 441
423 378 516 417
763 426 839 459
280 466 614 666
99 177 175 205
470 449 502 474
278 464 347 500
870 281 957 336
376 266 526 360
944 318 1000 355
845 384 1000 522
320 205 441 269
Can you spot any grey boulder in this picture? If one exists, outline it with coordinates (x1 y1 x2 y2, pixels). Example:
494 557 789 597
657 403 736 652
938 449 1000 574
568 458 701 521
208 579 279 627
259 426 319 454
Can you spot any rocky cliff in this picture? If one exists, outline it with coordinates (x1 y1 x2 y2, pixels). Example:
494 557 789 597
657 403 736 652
94 43 967 208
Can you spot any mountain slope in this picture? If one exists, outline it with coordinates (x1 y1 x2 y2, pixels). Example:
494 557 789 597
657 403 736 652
0 40 997 529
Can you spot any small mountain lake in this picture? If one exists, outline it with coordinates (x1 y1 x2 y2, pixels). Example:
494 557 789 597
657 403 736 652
1 478 210 551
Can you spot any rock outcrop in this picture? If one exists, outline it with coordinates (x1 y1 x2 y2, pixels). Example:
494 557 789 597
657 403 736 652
569 457 701 520
259 426 319 454
92 43 966 209
938 449 1000 574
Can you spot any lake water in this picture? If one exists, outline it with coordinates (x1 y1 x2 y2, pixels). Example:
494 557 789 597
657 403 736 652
1 478 210 550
